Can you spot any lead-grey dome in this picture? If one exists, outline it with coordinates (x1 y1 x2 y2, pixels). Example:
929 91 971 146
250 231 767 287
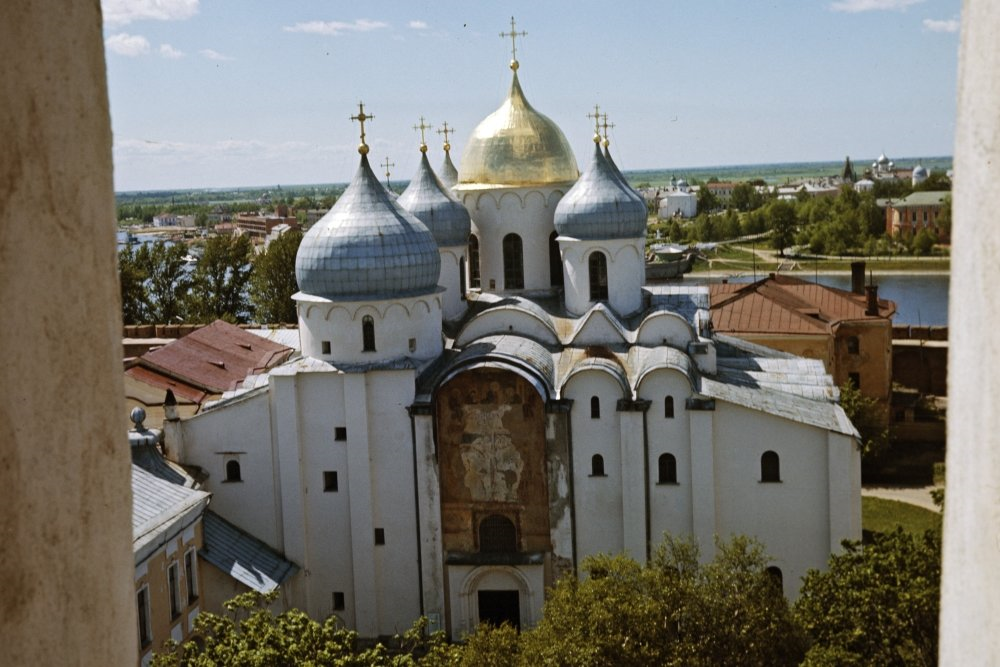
438 150 459 189
553 142 648 240
398 152 471 248
295 154 440 300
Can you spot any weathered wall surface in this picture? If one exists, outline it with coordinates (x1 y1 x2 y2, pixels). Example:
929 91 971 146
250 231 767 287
0 2 136 664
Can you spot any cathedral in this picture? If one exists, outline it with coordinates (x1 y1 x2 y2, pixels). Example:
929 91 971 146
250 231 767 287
164 29 861 638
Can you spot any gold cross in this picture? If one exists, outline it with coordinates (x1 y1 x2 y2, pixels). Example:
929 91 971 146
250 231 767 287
381 156 394 189
600 113 615 147
351 102 374 155
500 16 527 63
437 121 454 151
586 105 602 142
413 116 431 152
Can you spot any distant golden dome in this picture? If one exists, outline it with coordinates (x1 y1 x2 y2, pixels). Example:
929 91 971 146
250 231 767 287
458 71 578 186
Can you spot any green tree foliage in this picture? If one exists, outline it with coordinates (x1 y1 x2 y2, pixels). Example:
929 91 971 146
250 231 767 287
152 591 462 667
935 195 952 237
912 227 937 256
249 231 304 324
765 199 797 256
187 234 254 323
795 528 941 666
696 187 720 215
518 535 805 667
141 241 193 323
839 379 888 460
118 245 149 324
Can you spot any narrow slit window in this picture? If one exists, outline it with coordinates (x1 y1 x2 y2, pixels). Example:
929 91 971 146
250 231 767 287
502 233 524 290
591 454 606 477
469 234 481 289
588 251 609 301
590 396 600 419
664 396 675 418
362 315 376 352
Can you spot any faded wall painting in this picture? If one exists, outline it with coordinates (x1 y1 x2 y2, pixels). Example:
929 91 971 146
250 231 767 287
436 368 550 553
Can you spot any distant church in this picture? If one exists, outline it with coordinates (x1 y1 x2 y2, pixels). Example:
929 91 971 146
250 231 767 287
164 21 861 638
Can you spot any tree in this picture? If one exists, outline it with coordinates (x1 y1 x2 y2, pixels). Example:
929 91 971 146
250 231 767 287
188 234 254 323
912 227 937 256
696 187 720 215
839 379 888 460
766 199 797 256
795 528 940 666
518 535 804 667
153 591 461 667
141 241 193 323
249 231 303 324
118 245 149 324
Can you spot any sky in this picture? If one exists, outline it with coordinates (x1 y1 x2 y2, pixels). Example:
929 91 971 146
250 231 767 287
102 0 962 192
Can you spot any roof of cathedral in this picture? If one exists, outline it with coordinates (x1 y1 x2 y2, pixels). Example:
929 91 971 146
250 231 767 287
398 151 471 248
295 152 441 301
553 141 648 240
200 511 299 593
457 69 578 186
439 150 459 189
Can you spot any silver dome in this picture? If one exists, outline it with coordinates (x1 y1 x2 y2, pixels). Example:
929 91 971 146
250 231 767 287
554 142 647 240
398 152 471 248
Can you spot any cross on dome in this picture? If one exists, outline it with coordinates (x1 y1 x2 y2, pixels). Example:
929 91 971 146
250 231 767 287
381 155 394 189
601 113 615 148
500 16 527 71
351 102 374 155
413 116 432 153
437 121 454 152
587 104 603 143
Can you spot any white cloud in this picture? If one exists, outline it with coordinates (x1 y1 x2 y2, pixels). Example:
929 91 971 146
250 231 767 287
102 0 198 27
408 20 428 30
159 44 184 59
105 32 151 57
829 0 924 12
282 19 389 36
200 49 234 61
923 16 960 33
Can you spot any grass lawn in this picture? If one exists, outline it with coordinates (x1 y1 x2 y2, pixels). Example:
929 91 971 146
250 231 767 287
862 496 942 536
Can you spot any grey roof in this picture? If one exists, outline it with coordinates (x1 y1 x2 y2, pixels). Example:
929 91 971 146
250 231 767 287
132 464 209 564
200 511 298 593
435 334 555 397
295 153 441 300
247 327 301 351
646 284 711 326
398 151 472 248
439 150 459 189
604 145 646 208
554 142 647 240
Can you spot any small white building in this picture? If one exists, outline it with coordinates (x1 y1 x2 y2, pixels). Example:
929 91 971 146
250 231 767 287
658 177 698 219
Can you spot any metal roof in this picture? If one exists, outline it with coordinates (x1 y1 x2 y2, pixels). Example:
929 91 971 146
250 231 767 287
554 142 647 240
200 511 298 593
398 151 471 248
132 464 209 564
295 153 441 300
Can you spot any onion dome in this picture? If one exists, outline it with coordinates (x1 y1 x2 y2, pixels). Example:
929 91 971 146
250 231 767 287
438 150 459 189
398 149 471 248
458 69 578 186
603 143 646 207
295 153 440 300
877 152 890 166
553 139 647 240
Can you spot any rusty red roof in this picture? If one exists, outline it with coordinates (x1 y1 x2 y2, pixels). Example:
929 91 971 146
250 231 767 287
125 365 208 404
709 274 896 335
135 320 293 392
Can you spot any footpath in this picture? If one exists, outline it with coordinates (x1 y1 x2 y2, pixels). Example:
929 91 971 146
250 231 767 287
861 485 941 512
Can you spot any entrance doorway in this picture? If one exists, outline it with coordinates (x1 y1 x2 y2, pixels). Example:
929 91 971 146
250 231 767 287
477 589 520 629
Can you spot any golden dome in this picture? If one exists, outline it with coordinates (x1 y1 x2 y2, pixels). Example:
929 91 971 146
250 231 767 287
458 71 578 186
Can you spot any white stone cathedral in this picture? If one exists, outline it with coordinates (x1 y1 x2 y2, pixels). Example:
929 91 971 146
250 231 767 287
164 37 861 639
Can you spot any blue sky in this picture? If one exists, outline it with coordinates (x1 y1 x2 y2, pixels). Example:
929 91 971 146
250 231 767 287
102 0 961 192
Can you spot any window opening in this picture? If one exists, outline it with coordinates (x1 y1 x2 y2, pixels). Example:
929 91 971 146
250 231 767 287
502 233 524 289
658 453 678 484
761 451 781 482
334 427 347 441
549 231 564 287
664 396 675 418
333 591 345 611
168 561 181 619
323 471 338 492
469 234 481 288
479 514 517 552
374 528 385 545
591 454 606 477
362 315 376 352
590 395 600 419
137 586 152 648
184 549 198 603
225 459 242 483
588 251 609 301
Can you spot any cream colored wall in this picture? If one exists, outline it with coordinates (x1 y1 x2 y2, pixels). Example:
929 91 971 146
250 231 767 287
0 2 135 665
134 524 203 666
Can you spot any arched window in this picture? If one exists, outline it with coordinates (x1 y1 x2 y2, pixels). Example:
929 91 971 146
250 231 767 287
479 514 517 552
502 233 524 290
658 453 678 484
549 231 564 287
591 454 606 477
590 396 600 419
761 451 781 482
225 459 242 483
362 315 376 352
588 251 609 301
664 396 675 418
468 234 481 288
766 566 784 591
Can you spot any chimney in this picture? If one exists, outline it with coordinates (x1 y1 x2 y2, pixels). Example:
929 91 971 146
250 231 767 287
851 261 865 295
865 284 879 316
163 388 179 422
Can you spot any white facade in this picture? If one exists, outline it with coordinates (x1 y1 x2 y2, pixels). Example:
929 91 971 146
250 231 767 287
659 190 698 219
558 237 645 316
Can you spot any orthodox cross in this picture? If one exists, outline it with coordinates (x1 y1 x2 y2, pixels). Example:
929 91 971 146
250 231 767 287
351 102 373 155
586 105 602 140
413 116 431 152
437 121 454 152
600 113 615 148
500 17 527 67
381 156 394 190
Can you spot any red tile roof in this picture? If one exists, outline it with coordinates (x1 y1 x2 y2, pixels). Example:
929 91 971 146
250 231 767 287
709 274 896 335
135 320 293 392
